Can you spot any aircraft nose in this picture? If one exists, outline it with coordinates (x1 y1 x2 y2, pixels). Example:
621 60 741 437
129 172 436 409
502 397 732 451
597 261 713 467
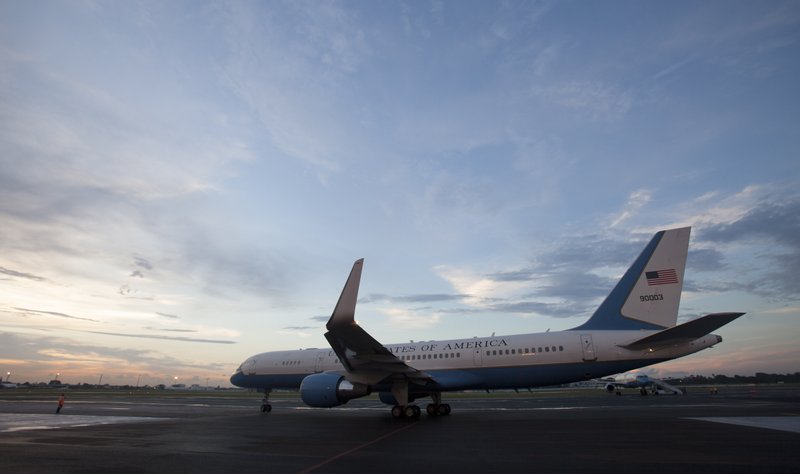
230 371 245 387
716 335 723 344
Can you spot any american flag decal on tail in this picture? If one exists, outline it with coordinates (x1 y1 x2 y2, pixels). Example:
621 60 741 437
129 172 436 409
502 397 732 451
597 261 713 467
646 269 678 286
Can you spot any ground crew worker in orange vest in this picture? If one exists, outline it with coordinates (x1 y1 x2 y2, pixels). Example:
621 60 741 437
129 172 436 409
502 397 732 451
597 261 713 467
56 393 65 414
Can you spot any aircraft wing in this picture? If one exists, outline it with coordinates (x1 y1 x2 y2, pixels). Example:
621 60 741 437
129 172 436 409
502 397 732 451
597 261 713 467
324 259 433 386
619 312 745 351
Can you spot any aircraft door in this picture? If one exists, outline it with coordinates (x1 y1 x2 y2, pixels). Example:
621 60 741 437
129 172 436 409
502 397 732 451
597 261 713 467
473 348 483 366
314 354 325 373
581 334 597 361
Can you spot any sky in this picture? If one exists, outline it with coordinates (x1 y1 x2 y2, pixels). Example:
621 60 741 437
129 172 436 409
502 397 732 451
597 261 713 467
1 1 798 387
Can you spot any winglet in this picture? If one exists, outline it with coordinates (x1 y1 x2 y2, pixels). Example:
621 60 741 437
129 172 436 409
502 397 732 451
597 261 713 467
326 259 364 330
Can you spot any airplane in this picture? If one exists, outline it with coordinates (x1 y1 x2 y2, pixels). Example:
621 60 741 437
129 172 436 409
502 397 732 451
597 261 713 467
603 374 684 396
230 227 744 418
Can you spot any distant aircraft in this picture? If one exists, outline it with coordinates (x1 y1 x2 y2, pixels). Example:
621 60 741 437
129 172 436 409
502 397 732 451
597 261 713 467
604 374 684 395
231 227 743 418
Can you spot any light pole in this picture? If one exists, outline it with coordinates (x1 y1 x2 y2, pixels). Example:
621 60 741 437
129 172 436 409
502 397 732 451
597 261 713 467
5 372 10 382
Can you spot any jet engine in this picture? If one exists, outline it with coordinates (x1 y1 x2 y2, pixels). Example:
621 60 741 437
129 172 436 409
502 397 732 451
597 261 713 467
299 373 370 407
605 383 617 392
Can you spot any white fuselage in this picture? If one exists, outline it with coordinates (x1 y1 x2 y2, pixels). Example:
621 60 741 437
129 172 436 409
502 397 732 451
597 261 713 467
235 329 720 390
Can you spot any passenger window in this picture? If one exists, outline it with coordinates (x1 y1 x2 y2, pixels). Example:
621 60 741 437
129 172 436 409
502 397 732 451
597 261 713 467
552 346 556 352
559 346 564 351
505 349 510 355
457 353 460 358
524 348 529 354
492 350 497 356
545 347 550 352
538 347 542 353
511 349 516 355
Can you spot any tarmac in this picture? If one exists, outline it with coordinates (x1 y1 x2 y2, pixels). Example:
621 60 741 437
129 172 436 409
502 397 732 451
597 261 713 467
1 385 798 473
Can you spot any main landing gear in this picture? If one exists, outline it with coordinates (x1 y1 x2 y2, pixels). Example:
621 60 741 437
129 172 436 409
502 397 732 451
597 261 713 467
426 403 451 416
392 404 421 418
425 392 451 416
390 402 451 418
388 383 451 418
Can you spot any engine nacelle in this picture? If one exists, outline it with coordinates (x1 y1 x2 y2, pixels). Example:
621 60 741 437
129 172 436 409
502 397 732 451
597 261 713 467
299 373 370 408
606 383 617 392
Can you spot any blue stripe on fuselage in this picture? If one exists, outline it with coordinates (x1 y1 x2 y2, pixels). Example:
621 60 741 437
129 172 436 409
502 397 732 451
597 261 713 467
229 358 669 393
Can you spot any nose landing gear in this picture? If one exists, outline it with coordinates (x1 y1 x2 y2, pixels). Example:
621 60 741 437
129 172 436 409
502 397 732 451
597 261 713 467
260 390 272 413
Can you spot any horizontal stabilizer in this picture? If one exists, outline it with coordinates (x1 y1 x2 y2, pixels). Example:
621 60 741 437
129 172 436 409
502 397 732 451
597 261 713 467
620 312 745 351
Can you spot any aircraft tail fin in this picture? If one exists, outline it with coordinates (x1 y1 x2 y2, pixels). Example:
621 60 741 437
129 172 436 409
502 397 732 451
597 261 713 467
573 227 691 331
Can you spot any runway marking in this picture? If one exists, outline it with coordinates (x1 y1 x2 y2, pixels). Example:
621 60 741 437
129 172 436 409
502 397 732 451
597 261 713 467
688 417 800 434
297 421 419 473
0 414 168 433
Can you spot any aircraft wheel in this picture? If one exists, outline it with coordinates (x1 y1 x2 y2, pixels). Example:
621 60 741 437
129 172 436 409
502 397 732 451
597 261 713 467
404 405 420 419
391 405 404 418
426 403 437 416
443 403 451 415
260 404 272 413
437 403 451 416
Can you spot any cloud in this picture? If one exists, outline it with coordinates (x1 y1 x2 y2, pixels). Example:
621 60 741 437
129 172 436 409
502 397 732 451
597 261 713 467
0 266 46 282
83 330 235 345
213 1 370 171
143 327 197 333
695 193 800 298
532 80 634 120
378 307 441 329
156 312 180 319
421 186 800 323
13 307 99 323
361 293 466 304
698 195 800 247
610 189 652 228
134 256 153 270
687 248 726 272
0 331 233 384
282 326 317 331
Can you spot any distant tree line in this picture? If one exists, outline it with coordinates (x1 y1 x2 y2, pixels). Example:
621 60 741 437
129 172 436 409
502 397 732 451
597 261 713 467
665 372 800 385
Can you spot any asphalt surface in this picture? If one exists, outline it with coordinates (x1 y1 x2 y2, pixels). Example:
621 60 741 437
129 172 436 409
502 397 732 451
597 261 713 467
1 385 798 473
